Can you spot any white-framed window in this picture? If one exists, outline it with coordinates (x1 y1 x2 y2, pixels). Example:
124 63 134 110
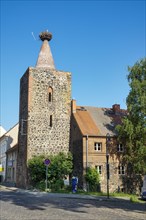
117 143 124 152
95 165 102 175
94 142 102 151
118 165 125 175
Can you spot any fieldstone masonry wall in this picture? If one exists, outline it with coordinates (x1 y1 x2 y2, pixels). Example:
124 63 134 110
17 69 29 187
27 67 71 157
17 67 71 188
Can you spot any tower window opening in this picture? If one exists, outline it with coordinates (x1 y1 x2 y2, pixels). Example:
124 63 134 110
49 92 52 102
50 115 52 127
48 87 53 102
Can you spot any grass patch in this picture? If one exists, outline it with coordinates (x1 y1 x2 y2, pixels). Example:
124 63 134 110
110 192 131 198
130 195 145 203
130 195 138 203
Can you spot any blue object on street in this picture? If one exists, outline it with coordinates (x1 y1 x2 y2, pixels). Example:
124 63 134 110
72 176 78 193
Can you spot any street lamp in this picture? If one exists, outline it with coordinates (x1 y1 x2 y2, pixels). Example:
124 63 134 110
106 133 111 199
86 134 89 191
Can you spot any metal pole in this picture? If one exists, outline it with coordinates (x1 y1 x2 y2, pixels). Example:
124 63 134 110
86 135 88 191
86 135 88 172
106 133 110 199
46 165 48 190
106 155 109 199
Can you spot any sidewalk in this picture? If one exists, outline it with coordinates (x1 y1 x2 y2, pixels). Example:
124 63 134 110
0 184 130 201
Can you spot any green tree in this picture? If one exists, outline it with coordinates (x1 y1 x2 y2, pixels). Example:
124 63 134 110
84 167 100 192
116 58 146 192
28 152 73 190
48 152 73 184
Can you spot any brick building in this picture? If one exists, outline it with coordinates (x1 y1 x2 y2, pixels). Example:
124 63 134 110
70 100 127 192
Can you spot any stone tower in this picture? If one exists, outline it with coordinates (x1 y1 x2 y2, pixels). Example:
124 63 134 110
16 31 71 188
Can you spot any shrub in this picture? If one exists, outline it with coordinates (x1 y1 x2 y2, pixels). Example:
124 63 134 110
36 180 46 191
84 167 100 192
51 179 64 191
28 155 46 186
28 152 73 190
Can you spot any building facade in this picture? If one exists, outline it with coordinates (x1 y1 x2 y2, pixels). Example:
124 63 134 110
6 144 18 184
70 100 127 192
16 31 71 188
0 124 18 183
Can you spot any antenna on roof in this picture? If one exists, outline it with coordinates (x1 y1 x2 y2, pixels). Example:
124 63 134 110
31 32 36 40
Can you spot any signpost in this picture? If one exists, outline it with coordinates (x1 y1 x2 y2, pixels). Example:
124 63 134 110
44 159 51 190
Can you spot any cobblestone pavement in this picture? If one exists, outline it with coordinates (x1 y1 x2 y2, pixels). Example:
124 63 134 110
0 187 146 220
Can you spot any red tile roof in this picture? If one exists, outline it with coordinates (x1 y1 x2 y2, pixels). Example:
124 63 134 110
73 106 127 136
73 107 100 136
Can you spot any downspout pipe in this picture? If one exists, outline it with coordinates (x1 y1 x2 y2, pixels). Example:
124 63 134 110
86 135 88 172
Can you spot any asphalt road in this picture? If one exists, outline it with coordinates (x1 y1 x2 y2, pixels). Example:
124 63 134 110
0 187 146 220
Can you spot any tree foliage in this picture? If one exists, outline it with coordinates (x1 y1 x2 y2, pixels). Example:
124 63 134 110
84 167 100 191
116 58 146 177
28 152 73 190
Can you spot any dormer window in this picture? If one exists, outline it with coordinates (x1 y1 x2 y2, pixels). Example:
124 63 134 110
117 143 124 152
48 87 53 102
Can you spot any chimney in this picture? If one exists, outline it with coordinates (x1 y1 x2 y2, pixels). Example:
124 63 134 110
112 104 120 114
71 99 76 113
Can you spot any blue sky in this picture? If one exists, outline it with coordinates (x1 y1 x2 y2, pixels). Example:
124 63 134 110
1 0 146 131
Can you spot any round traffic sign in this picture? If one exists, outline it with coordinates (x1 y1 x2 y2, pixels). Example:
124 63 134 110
44 159 51 166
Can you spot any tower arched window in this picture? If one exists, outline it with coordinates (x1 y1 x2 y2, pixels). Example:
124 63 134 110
48 87 53 102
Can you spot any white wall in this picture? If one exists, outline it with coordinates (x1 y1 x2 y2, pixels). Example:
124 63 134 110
0 126 6 138
0 124 18 182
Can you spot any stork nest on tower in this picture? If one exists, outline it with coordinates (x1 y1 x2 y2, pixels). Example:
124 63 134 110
39 31 52 41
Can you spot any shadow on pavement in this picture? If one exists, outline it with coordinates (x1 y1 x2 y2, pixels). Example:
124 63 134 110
0 188 146 215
